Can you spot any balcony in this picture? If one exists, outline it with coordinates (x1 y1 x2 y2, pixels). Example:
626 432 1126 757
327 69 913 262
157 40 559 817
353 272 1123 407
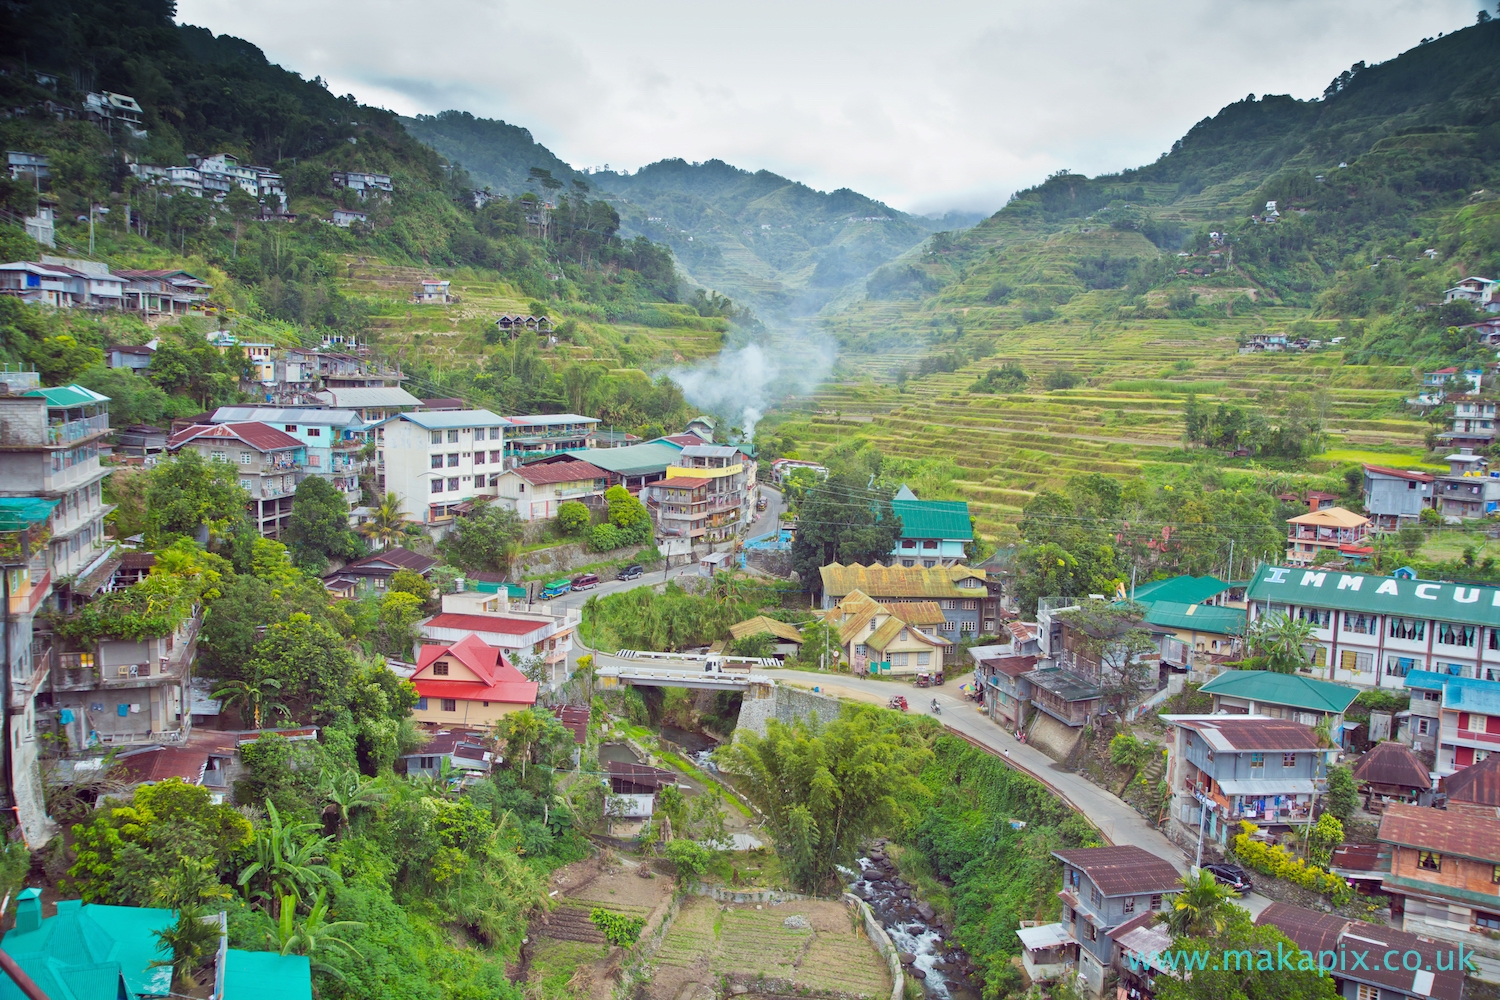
1442 723 1500 746
45 413 109 446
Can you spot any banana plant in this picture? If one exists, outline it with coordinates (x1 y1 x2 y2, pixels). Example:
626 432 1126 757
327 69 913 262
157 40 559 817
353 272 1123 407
237 800 338 915
266 889 365 980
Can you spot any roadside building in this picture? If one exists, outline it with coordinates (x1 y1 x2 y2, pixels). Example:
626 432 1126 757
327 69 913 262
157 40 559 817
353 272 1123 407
968 644 1038 729
823 590 950 676
888 485 972 567
728 616 804 659
1128 574 1230 608
409 634 537 729
664 444 752 532
565 439 685 491
418 595 577 687
1143 601 1245 669
208 406 370 511
1051 846 1181 996
166 422 307 538
1162 714 1330 848
644 475 714 541
1255 901 1465 1000
486 458 607 520
1197 669 1358 740
1285 505 1372 565
1244 564 1500 690
1400 671 1500 776
1351 740 1433 811
819 563 991 659
1023 666 1103 727
373 408 509 524
1378 802 1500 958
501 414 598 465
1363 464 1437 531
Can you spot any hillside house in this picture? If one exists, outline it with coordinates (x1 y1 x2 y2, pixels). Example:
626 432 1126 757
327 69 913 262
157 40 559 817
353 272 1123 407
1378 802 1500 958
1350 740 1432 811
1256 902 1464 1000
1441 751 1500 806
664 444 752 534
501 414 599 465
1163 714 1330 848
819 563 992 661
487 458 607 521
401 729 494 781
332 208 367 227
728 616 804 659
1143 601 1245 667
1285 506 1372 565
824 590 950 676
1439 402 1498 450
1036 598 1162 711
888 486 972 567
419 594 577 686
1443 276 1499 310
330 170 393 200
105 342 155 372
1197 669 1357 742
373 408 509 523
1400 671 1500 776
1436 449 1500 519
494 314 553 336
410 634 537 729
565 439 682 491
322 546 436 597
415 278 451 304
1363 464 1436 531
1051 846 1181 996
166 422 307 538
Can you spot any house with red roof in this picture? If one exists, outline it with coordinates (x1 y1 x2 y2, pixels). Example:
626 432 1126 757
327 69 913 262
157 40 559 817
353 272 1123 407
486 458 607 520
418 594 578 685
411 633 537 728
166 421 307 538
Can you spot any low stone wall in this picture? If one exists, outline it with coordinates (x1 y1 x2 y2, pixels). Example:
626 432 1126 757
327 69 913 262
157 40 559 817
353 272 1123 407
690 884 809 904
844 892 905 1000
736 683 843 737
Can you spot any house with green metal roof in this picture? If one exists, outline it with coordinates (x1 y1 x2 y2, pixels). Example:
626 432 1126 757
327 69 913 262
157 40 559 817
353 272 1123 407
1198 669 1359 745
560 439 686 490
1130 574 1230 608
888 485 972 568
0 889 312 1000
1144 600 1247 662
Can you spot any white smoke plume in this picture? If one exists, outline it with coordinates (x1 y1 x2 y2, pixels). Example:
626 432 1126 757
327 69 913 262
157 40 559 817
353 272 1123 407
668 332 835 441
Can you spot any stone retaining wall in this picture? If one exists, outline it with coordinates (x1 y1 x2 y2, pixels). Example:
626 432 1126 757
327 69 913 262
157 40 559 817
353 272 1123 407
736 683 843 737
844 892 905 1000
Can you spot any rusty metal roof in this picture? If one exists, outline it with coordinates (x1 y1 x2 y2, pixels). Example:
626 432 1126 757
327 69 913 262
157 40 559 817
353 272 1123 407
1442 751 1500 806
1256 902 1463 1000
1168 715 1323 752
1050 846 1181 897
1377 801 1500 863
1351 741 1432 791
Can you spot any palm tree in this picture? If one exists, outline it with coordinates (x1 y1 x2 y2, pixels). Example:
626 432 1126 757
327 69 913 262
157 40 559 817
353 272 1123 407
238 800 339 913
1166 869 1234 937
1246 612 1317 674
152 907 221 990
266 889 364 980
212 676 287 730
360 493 416 551
318 770 388 838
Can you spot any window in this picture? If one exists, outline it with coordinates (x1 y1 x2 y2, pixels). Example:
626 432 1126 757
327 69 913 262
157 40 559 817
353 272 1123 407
902 539 916 549
1083 922 1096 942
922 539 938 550
239 451 252 464
431 431 443 445
447 430 459 443
1465 713 1489 732
940 620 956 632
1387 656 1415 677
432 662 449 676
285 424 297 432
211 450 226 462
961 620 978 633
431 480 444 493
917 652 931 666
1357 985 1378 1000
1437 622 1476 647
1150 894 1162 911
1298 607 1331 628
1344 612 1377 635
474 451 485 464
308 455 320 468
1416 718 1433 735
1122 897 1136 914
416 697 428 710
962 600 977 611
902 559 915 567
869 620 878 633
1249 752 1265 770
448 477 459 491
432 454 443 469
447 453 460 467
941 599 956 610
923 559 936 568
1283 752 1297 768
240 479 251 490
1089 885 1102 906
307 427 320 437
899 629 909 641
491 450 501 463
490 427 500 440
891 652 908 667
1418 850 1442 872
441 699 457 712
855 644 868 657
1494 866 1500 885
1479 911 1500 930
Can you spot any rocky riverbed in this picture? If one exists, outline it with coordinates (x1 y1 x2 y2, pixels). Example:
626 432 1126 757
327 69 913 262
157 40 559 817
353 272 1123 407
851 842 981 1000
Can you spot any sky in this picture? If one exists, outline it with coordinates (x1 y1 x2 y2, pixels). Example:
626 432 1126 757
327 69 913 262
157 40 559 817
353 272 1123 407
176 0 1485 216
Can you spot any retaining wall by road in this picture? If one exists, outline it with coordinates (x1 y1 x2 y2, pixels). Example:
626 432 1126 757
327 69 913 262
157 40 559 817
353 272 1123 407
735 683 843 737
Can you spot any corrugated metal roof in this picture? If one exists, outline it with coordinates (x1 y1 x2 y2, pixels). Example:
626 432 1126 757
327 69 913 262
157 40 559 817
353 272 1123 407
890 497 973 541
1256 902 1463 1000
1351 741 1432 791
1167 715 1323 751
1246 564 1500 628
211 406 365 426
1050 846 1180 896
315 387 421 408
1130 574 1229 606
820 563 971 599
1378 801 1500 863
1287 506 1370 527
1144 600 1245 635
1198 669 1358 714
221 948 313 1000
509 459 606 486
1442 751 1500 805
565 440 684 476
391 408 505 429
24 383 109 407
729 616 803 644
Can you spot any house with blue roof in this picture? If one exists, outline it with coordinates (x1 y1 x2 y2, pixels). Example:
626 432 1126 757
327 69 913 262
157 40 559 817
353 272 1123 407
1403 669 1500 776
0 888 311 1000
888 486 972 568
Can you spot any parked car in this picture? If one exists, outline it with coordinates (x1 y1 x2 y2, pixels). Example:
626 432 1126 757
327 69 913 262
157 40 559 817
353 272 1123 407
570 572 600 590
539 578 572 599
1203 863 1252 893
618 564 644 581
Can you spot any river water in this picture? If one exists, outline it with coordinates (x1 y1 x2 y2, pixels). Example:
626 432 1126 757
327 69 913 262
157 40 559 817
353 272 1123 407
851 846 981 1000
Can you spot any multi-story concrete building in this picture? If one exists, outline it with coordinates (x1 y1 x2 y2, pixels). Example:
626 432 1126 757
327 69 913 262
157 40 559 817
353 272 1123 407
501 414 598 466
1050 846 1181 995
888 486 972 567
665 444 751 533
1439 399 1497 449
1285 505 1371 565
1163 713 1331 849
1435 450 1500 520
486 458 607 521
420 591 580 688
1247 564 1500 689
313 386 420 423
166 422 307 538
374 408 509 524
207 407 369 512
0 380 116 609
1362 464 1435 531
820 563 991 663
1403 670 1500 775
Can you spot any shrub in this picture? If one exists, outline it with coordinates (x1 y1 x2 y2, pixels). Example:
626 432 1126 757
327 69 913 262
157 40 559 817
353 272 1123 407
555 501 591 536
589 907 646 947
1231 822 1353 905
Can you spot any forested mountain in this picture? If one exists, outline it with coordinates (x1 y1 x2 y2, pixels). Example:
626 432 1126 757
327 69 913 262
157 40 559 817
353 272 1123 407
401 111 587 195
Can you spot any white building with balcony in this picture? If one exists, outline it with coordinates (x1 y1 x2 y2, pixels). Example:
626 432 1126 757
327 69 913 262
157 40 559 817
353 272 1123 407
500 413 597 466
1438 400 1498 449
166 422 308 538
420 591 580 688
207 407 370 512
486 458 606 520
1403 671 1500 776
373 408 509 524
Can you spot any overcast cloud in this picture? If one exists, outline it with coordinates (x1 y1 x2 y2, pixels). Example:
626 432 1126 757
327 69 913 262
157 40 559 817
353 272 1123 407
177 0 1482 215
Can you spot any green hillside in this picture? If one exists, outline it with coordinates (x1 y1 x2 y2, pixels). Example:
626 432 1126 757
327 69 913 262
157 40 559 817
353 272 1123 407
400 111 587 195
761 17 1500 541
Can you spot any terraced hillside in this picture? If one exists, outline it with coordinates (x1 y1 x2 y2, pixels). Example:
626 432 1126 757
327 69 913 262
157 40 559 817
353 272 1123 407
337 258 729 372
767 309 1433 540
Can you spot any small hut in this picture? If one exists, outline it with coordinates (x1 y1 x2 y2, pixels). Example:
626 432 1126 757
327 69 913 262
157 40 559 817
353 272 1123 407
1441 750 1500 807
1350 741 1432 812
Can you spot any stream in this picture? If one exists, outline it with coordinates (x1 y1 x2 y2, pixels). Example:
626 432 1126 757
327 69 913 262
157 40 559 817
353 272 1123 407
852 842 981 1000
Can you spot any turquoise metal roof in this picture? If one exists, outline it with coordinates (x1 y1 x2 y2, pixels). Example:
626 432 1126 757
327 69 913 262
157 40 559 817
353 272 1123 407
1405 670 1500 714
24 384 109 408
890 498 973 541
1247 564 1500 628
1199 668 1359 714
1 899 173 1000
1130 574 1229 607
564 440 684 476
222 949 313 1000
1144 600 1246 636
